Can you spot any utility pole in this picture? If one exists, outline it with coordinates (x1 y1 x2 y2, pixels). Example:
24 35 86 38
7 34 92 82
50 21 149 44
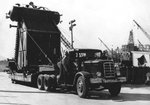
69 19 76 49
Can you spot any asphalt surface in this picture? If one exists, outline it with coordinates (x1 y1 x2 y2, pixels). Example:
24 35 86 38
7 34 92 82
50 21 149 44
0 72 150 105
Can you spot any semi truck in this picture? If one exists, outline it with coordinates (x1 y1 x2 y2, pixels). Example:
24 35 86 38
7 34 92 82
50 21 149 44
7 3 126 98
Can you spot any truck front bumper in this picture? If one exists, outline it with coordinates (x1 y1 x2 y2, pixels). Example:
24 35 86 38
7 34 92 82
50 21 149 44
90 77 126 84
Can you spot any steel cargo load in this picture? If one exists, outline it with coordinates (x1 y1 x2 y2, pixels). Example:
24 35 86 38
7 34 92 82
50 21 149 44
10 6 61 70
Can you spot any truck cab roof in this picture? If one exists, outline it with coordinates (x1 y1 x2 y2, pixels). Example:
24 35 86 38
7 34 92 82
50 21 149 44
68 48 102 53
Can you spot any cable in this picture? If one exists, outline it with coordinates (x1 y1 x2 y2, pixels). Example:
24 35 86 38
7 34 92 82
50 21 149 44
25 30 53 65
58 25 86 48
58 25 71 38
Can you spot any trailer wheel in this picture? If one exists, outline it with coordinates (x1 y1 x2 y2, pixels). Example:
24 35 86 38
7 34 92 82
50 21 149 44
37 75 44 90
11 79 15 83
44 75 50 91
44 75 56 91
76 76 89 98
11 79 18 84
49 75 56 92
108 83 121 96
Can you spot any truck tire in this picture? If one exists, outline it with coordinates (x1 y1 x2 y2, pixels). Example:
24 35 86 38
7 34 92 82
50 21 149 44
11 79 16 83
11 79 18 84
43 75 50 91
11 79 15 83
76 76 89 98
37 75 44 90
108 83 121 96
44 75 56 91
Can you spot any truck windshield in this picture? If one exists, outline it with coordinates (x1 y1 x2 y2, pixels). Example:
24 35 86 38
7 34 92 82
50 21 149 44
76 50 102 60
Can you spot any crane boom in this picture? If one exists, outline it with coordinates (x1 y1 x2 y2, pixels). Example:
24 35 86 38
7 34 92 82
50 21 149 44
98 37 111 52
133 20 150 41
137 39 144 51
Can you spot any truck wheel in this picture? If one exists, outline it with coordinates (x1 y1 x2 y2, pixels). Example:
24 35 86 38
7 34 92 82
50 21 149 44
44 75 56 91
11 79 18 84
49 75 56 92
37 75 44 90
108 83 121 96
43 75 50 91
11 79 15 83
76 76 88 98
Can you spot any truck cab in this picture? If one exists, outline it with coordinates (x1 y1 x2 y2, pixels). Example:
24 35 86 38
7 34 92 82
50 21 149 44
57 49 126 98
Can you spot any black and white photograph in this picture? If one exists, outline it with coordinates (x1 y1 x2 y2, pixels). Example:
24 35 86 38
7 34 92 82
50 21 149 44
0 0 150 105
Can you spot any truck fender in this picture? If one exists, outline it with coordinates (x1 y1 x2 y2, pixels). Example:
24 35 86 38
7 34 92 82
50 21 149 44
73 71 91 87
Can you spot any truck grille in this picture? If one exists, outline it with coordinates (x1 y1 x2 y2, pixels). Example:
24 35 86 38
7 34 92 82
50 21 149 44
103 62 115 78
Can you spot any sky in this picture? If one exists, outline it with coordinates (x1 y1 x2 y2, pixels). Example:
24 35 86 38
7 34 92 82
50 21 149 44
0 0 150 59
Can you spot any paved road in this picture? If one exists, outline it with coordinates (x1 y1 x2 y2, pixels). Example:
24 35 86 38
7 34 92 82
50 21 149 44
0 72 150 105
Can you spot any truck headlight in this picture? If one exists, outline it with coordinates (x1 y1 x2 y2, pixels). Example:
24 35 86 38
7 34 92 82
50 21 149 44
116 71 121 76
96 72 102 77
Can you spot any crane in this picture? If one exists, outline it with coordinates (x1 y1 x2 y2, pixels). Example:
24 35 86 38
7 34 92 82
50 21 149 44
137 39 145 51
98 37 112 53
133 20 150 42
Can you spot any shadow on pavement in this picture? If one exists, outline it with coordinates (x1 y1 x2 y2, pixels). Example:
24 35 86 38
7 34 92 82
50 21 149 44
0 90 47 94
0 103 30 105
122 84 149 88
117 93 150 101
0 88 76 94
86 91 150 102
0 95 17 98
